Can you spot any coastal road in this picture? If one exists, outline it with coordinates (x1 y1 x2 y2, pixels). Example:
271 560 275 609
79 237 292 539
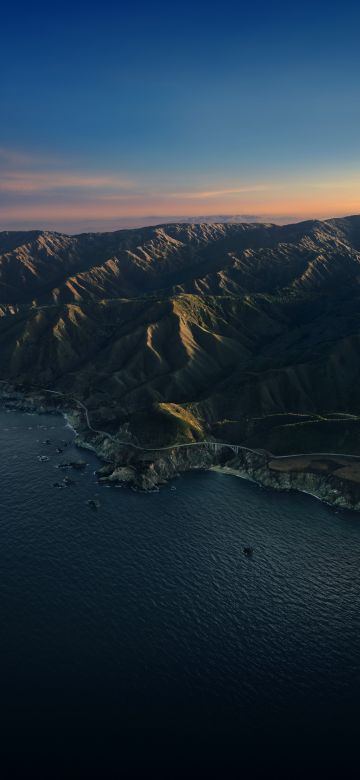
20 385 360 463
1 380 360 462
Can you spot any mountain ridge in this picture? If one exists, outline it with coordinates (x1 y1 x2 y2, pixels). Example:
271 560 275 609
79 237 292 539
2 217 360 306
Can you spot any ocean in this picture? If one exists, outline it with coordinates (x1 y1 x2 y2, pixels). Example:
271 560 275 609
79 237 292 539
1 408 359 776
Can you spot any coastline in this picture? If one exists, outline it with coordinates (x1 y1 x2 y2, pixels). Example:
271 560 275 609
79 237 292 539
1 383 360 512
209 459 360 512
210 465 334 509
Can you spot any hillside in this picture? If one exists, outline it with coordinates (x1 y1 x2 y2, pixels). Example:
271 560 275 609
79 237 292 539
1 216 360 471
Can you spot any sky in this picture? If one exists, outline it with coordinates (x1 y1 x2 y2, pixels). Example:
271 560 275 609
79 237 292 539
1 0 360 232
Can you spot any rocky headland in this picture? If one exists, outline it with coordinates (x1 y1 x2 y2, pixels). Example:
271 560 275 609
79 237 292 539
1 381 360 511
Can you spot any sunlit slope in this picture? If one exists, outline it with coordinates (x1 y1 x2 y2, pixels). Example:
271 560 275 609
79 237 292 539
0 295 278 432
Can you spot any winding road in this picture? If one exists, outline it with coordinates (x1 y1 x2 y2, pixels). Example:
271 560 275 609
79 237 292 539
37 387 360 463
1 380 359 461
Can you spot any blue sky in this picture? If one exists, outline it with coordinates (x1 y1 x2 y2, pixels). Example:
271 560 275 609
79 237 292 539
1 0 360 231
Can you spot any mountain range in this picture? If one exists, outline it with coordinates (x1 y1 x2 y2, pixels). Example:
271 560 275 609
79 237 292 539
1 215 360 496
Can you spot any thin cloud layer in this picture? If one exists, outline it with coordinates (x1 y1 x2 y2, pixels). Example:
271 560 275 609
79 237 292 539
1 146 360 232
0 171 135 193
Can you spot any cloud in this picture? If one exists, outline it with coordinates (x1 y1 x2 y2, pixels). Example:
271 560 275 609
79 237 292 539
0 146 59 168
0 146 39 167
1 145 360 232
166 185 270 199
0 145 135 195
0 171 134 193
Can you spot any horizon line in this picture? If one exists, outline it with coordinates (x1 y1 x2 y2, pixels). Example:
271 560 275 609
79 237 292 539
1 211 359 236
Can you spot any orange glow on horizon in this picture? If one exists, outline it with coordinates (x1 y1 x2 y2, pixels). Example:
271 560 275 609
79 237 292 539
1 196 360 224
1 147 360 229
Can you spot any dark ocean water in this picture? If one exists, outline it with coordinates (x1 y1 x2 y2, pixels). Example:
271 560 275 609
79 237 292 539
1 408 360 776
